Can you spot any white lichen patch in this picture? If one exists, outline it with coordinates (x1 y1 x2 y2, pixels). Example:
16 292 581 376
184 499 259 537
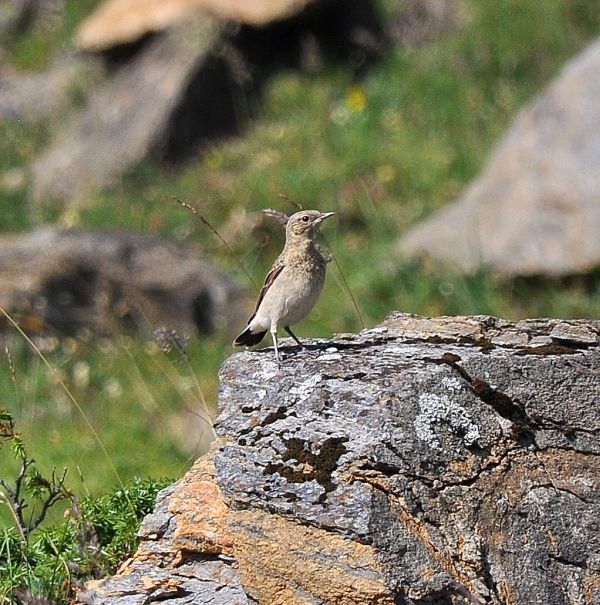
259 364 279 381
414 392 481 451
441 376 462 393
362 327 388 335
496 416 513 436
318 353 343 361
288 373 323 403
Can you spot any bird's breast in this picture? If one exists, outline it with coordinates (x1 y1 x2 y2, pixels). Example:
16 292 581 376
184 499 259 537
251 247 327 331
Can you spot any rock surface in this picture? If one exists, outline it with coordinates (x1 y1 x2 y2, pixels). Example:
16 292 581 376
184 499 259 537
0 226 243 336
398 37 600 277
79 467 252 605
80 313 600 604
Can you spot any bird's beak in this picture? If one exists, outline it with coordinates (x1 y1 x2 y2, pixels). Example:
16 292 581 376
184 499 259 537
315 211 335 224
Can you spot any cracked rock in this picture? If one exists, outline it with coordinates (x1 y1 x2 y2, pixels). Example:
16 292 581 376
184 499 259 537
80 313 600 605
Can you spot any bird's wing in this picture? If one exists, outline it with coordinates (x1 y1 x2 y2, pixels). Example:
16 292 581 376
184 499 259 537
253 254 285 314
244 253 286 326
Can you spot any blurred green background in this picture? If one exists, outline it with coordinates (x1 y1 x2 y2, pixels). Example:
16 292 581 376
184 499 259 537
1 0 599 506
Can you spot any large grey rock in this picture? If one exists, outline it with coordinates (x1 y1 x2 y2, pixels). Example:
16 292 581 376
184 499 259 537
81 313 600 605
0 226 243 336
398 38 600 277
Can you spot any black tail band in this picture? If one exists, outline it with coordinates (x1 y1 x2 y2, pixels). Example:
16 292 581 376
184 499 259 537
233 327 267 347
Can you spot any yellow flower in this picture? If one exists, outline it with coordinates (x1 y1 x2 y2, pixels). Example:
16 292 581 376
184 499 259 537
376 165 396 183
346 85 367 113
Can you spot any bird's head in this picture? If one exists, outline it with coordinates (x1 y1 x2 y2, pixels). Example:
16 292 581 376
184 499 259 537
286 210 335 238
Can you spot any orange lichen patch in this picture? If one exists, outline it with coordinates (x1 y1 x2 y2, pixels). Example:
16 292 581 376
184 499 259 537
141 575 164 589
229 509 395 605
169 453 233 555
480 448 600 510
584 573 600 605
447 457 481 480
534 449 600 500
115 557 136 575
496 579 516 605
76 0 315 50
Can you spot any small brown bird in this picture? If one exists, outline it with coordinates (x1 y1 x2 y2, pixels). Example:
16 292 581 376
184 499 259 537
233 209 335 364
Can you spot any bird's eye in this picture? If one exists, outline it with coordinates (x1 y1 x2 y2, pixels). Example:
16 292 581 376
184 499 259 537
302 215 310 222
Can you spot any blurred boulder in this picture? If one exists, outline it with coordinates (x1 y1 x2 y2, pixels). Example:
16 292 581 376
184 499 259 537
0 0 26 37
76 0 318 51
0 226 243 337
398 38 600 277
0 0 64 38
31 15 222 203
31 0 385 205
385 0 466 48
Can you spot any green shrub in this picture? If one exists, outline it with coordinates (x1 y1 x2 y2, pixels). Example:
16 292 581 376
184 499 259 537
0 476 170 604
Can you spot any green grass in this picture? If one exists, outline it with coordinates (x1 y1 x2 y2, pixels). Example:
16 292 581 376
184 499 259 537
0 334 220 498
1 0 600 600
0 0 597 493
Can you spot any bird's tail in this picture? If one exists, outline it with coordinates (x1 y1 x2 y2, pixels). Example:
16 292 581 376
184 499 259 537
233 326 267 347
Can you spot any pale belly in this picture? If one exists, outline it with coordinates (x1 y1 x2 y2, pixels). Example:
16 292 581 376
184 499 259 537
251 264 326 331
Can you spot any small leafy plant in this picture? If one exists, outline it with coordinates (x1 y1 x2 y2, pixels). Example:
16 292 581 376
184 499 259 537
0 410 170 605
0 410 71 542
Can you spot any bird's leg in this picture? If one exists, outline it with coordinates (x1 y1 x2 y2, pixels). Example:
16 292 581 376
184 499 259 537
284 326 304 348
270 326 282 366
285 326 320 357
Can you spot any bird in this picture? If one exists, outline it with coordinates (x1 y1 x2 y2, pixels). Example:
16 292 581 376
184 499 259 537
233 209 335 364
